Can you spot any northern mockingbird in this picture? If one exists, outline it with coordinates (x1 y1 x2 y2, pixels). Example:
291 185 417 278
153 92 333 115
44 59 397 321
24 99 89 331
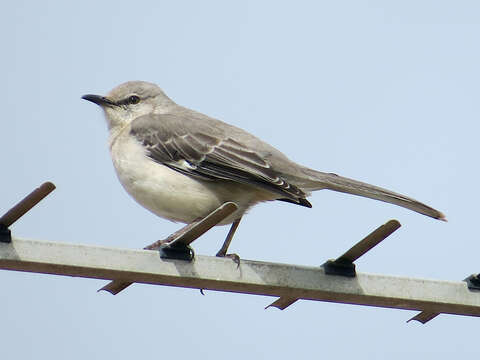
82 81 445 258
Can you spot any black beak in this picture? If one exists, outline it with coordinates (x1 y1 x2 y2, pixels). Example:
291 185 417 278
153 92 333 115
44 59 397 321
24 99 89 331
82 94 116 107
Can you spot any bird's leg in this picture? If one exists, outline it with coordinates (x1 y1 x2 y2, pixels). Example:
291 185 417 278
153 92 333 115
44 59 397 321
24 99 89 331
145 202 239 262
216 217 242 265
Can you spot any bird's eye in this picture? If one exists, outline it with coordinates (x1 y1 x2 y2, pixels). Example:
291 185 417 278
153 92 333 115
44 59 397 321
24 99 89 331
128 95 140 104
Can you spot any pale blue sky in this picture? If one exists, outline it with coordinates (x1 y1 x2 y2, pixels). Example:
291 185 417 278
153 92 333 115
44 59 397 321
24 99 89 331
2 1 479 358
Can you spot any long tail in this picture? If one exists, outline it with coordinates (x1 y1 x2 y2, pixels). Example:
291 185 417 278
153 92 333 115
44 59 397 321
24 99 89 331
299 168 446 221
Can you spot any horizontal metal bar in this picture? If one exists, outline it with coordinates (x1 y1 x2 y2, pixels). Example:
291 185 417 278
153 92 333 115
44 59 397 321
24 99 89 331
407 274 480 323
1 237 480 318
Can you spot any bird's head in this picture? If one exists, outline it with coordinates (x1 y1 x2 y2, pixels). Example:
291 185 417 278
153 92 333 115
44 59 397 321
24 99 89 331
82 81 174 130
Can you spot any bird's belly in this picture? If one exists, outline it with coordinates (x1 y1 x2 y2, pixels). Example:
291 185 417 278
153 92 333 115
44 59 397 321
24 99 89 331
114 160 226 223
110 133 269 224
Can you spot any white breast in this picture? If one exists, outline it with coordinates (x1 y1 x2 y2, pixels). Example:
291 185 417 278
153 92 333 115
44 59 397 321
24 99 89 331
108 126 273 224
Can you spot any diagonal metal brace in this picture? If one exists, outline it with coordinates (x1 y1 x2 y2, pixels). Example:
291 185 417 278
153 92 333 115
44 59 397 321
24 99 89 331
0 182 56 243
144 202 238 251
267 219 401 310
99 202 238 295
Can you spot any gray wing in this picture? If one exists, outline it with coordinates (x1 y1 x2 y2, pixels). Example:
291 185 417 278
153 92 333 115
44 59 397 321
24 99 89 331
130 113 311 207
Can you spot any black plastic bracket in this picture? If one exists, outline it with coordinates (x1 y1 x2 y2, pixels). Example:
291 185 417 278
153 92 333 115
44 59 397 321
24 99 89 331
322 258 356 277
159 242 195 262
0 223 11 243
465 274 480 291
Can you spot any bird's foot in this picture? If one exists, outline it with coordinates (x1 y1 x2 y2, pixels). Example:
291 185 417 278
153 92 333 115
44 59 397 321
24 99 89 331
159 241 195 261
216 252 241 267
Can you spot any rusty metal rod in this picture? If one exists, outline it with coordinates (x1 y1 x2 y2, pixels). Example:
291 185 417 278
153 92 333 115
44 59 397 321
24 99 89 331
339 219 401 263
0 182 56 227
